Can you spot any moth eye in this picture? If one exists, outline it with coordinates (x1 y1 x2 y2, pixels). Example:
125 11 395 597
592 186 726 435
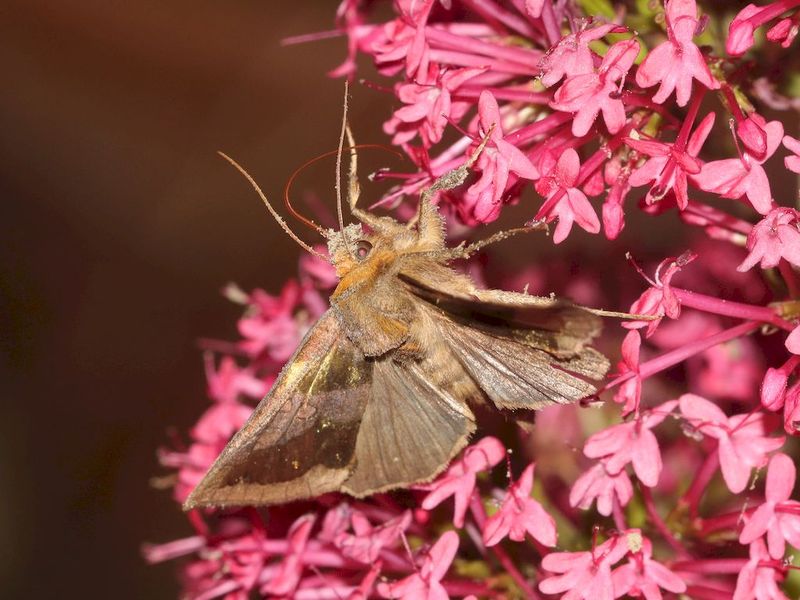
355 240 372 260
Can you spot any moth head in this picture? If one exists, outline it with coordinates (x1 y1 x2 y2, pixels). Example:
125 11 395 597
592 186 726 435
325 215 415 278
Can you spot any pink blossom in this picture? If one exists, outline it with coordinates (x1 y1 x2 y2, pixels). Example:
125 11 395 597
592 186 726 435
612 330 643 415
377 530 459 600
679 394 785 493
459 91 539 223
694 115 784 215
538 23 617 87
482 463 557 547
760 357 800 411
767 15 800 48
534 148 601 243
420 436 505 527
783 135 800 173
384 65 485 146
626 111 715 210
569 461 634 516
786 325 800 354
635 0 718 106
738 207 800 272
734 539 790 600
550 38 640 137
263 514 316 597
727 1 800 56
624 253 693 336
367 1 433 77
611 536 686 599
539 532 633 600
335 510 412 563
740 453 800 559
601 155 632 239
237 281 305 361
584 401 677 487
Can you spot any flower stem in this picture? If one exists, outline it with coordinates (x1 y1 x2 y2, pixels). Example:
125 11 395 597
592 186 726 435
469 493 541 599
640 485 690 558
681 451 720 518
671 288 794 331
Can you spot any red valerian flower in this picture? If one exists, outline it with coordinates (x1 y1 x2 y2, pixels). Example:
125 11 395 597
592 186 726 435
734 539 790 600
460 90 539 223
262 514 316 597
335 509 413 564
569 461 634 516
611 535 687 599
583 400 678 487
612 330 643 415
625 253 694 336
635 0 719 106
535 147 601 243
420 436 505 527
550 38 640 137
482 463 557 547
626 111 715 210
694 114 784 215
728 0 800 56
739 453 800 559
538 22 617 88
679 394 785 493
377 530 459 600
738 207 800 272
539 532 633 600
783 134 800 173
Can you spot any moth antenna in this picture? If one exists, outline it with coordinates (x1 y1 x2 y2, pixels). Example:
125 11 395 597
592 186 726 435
217 151 327 260
335 81 354 258
284 144 401 233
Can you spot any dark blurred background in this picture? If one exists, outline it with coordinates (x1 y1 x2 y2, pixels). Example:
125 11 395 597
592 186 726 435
0 1 394 597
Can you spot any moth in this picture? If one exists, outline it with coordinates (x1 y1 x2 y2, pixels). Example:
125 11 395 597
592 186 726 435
184 100 618 510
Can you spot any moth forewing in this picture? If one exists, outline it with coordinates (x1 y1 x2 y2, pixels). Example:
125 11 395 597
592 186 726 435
187 120 612 509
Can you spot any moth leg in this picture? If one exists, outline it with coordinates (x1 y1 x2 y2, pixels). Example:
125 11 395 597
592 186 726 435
456 222 549 259
411 124 496 235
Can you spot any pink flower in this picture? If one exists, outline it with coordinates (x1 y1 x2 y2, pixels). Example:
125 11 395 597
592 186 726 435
601 156 632 239
767 15 800 48
784 135 800 173
694 115 784 215
263 514 316 597
786 325 800 354
460 91 539 223
737 207 800 272
420 436 505 527
727 1 800 56
367 1 433 77
335 510 413 564
626 111 715 210
237 281 304 361
384 65 485 146
612 330 643 415
611 536 686 599
538 23 618 87
635 0 718 106
534 148 601 243
679 394 785 493
569 461 634 516
740 453 800 559
624 253 694 336
760 357 800 411
482 463 557 547
734 539 790 600
550 38 640 137
584 401 678 487
377 530 459 600
539 532 633 600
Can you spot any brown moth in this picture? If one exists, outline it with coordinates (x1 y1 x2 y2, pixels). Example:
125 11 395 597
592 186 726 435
183 101 616 510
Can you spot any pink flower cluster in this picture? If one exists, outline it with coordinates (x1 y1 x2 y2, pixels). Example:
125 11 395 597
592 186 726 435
146 1 800 598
